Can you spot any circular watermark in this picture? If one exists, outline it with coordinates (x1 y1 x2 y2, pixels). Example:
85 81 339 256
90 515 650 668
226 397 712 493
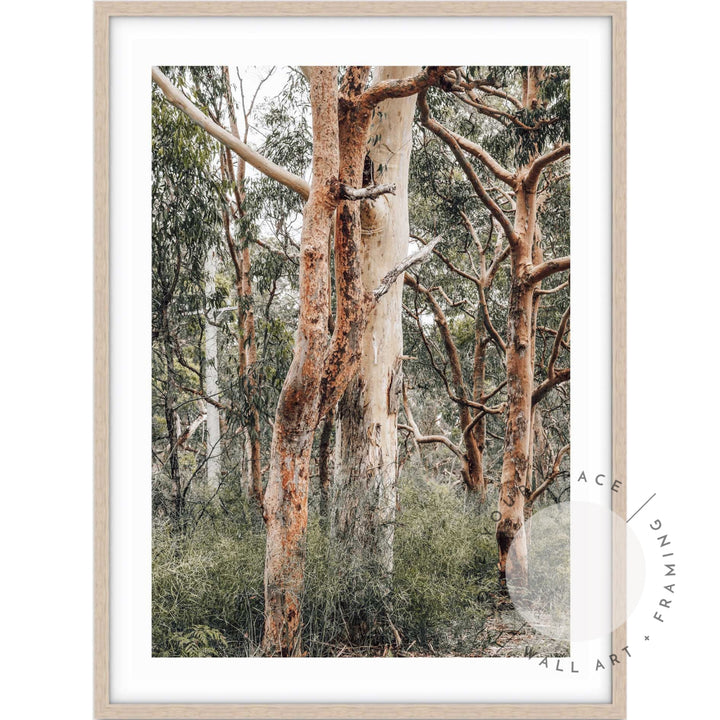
505 501 645 642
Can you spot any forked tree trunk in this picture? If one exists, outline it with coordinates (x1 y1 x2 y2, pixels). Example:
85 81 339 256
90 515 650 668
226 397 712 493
152 63 449 656
331 67 420 584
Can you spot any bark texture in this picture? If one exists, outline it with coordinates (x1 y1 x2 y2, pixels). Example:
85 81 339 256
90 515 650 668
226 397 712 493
331 67 420 585
262 67 339 656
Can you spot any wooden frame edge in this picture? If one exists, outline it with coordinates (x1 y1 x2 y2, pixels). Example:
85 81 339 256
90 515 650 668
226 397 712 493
94 1 111 719
93 1 627 17
610 2 628 718
93 2 627 718
96 702 626 719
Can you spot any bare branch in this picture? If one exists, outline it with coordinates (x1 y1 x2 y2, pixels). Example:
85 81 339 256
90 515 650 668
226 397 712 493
548 306 570 377
463 401 507 440
532 368 570 405
526 143 570 189
361 66 456 106
337 182 396 201
528 444 570 504
441 119 516 187
400 384 465 460
532 304 570 406
536 279 569 296
152 67 310 199
418 91 518 245
374 236 442 301
472 84 523 110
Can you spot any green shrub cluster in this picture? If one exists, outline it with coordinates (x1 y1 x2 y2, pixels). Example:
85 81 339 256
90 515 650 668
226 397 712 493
153 474 508 657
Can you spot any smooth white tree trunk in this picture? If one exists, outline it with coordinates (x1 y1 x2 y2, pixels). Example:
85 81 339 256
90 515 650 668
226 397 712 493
332 67 420 581
204 247 221 488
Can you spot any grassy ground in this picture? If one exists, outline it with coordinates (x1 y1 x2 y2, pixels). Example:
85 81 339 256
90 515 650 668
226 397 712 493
152 473 569 658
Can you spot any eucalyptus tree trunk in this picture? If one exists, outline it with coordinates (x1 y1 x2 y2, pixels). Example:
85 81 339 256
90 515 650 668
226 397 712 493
471 316 491 500
331 67 420 583
204 247 221 488
496 199 535 587
496 68 554 588
262 67 339 656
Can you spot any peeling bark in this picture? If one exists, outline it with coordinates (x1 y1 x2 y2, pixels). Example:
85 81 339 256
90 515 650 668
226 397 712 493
318 408 335 519
262 67 339 656
418 68 570 587
496 218 535 587
332 67 421 588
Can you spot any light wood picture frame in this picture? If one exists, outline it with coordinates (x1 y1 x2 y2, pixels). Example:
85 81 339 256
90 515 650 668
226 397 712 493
94 2 626 717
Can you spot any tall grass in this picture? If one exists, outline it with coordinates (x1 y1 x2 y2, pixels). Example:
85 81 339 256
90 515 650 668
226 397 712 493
153 473 507 657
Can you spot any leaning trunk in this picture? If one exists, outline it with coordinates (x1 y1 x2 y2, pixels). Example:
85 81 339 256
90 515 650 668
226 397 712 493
332 67 420 584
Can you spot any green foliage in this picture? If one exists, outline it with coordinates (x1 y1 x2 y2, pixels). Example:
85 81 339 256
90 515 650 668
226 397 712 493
391 475 497 653
152 472 505 657
152 510 266 656
165 625 229 658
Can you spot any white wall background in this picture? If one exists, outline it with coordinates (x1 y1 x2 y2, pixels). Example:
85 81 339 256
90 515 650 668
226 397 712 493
0 1 716 718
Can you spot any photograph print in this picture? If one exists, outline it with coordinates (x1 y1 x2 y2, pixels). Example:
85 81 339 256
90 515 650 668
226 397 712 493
151 64 571 658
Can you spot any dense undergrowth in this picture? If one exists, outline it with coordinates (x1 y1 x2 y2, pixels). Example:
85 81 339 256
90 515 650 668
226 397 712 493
153 472 560 657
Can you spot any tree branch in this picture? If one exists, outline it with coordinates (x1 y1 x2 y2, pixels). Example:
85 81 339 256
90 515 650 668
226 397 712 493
442 121 516 187
374 236 442 301
528 444 570 504
529 255 570 284
400 383 465 460
337 182 396 201
532 303 570 406
152 67 310 199
418 91 518 245
547 306 570 377
463 401 507 440
533 368 570 406
361 66 456 107
536 279 569 296
526 143 570 188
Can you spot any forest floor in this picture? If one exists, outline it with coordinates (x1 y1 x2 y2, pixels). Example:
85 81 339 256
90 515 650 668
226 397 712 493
305 594 569 659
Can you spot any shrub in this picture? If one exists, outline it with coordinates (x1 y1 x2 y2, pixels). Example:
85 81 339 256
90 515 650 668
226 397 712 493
152 471 511 657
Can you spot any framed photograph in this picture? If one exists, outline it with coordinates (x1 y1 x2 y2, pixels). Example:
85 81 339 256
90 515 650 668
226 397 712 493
95 2 626 718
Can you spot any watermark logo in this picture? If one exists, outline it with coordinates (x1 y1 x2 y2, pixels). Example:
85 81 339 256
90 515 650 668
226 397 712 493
503 479 675 673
